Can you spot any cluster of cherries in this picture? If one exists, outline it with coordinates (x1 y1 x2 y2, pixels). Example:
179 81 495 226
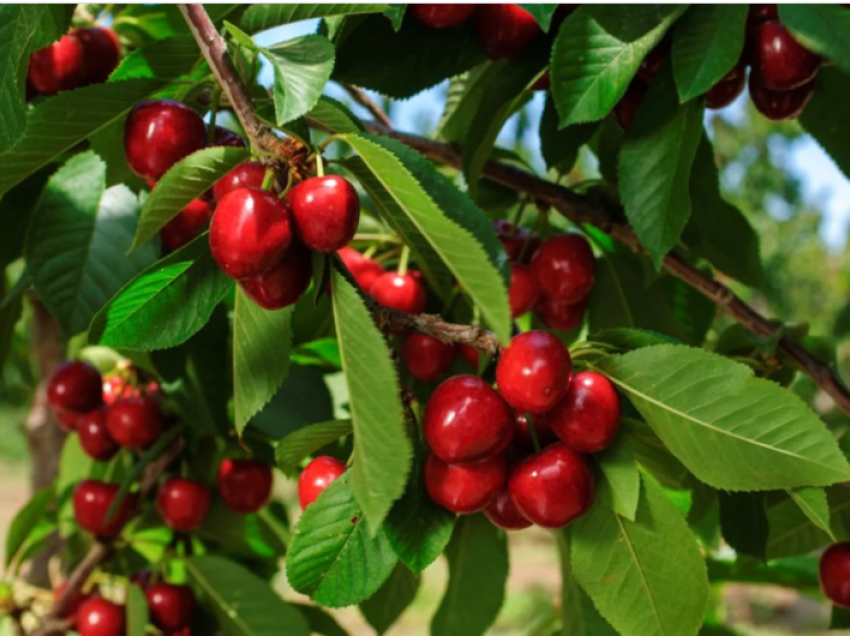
27 26 120 98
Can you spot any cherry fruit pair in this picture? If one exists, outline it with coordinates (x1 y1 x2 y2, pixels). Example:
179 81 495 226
28 27 120 96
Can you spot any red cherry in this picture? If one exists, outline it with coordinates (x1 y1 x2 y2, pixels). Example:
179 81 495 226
286 176 360 253
751 21 821 91
298 456 346 510
207 125 247 148
402 334 456 382
821 543 850 607
77 598 125 636
54 582 91 626
124 100 206 181
424 375 513 463
492 220 539 263
55 409 80 432
338 247 385 292
508 444 595 529
239 240 312 309
411 4 475 28
146 584 195 633
706 64 747 110
749 75 814 121
160 198 212 253
73 480 137 538
534 296 587 332
106 395 163 449
424 452 506 514
513 410 556 450
484 488 532 530
614 80 648 130
102 376 139 406
28 35 84 95
156 478 211 532
548 371 621 453
473 4 541 59
530 233 596 304
496 330 572 414
216 459 274 514
72 27 121 85
457 344 480 371
213 162 266 202
509 263 540 318
78 408 119 461
370 272 427 313
210 187 293 279
748 4 778 27
47 361 103 414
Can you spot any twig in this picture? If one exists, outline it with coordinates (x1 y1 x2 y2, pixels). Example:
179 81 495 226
342 84 393 128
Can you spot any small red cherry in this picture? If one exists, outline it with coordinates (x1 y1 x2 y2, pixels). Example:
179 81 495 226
821 543 850 608
403 334 456 382
124 100 206 181
72 27 121 85
484 488 531 530
28 35 84 95
146 583 195 633
705 64 747 110
492 219 539 263
156 478 211 532
457 344 480 371
160 198 212 253
207 125 247 148
47 361 103 414
513 410 556 450
614 80 648 130
55 409 80 432
338 247 385 292
548 371 621 453
748 4 778 27
77 408 119 461
73 480 137 538
750 20 821 91
749 75 814 121
239 240 312 310
411 4 475 28
77 598 125 636
370 272 427 313
216 459 274 514
299 456 346 510
54 582 91 626
106 395 164 449
213 162 266 201
531 234 595 304
509 263 540 318
496 330 572 414
424 452 506 514
102 376 138 406
473 4 541 59
534 296 587 332
286 176 360 253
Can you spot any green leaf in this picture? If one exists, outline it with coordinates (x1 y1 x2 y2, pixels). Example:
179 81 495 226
250 364 334 439
5 487 54 568
233 288 294 434
431 514 508 636
591 328 679 352
800 67 850 182
240 4 389 33
518 4 559 32
551 5 685 127
555 532 617 636
26 152 158 336
596 345 850 490
596 436 640 521
132 146 250 250
718 492 768 560
89 235 233 350
187 555 310 636
540 94 598 172
779 5 850 77
307 95 364 134
265 35 335 126
572 476 708 636
787 487 835 540
671 5 748 103
292 604 350 636
764 490 849 559
0 168 54 271
286 473 398 607
331 268 411 532
275 420 353 475
110 35 201 81
360 564 419 635
126 584 149 636
618 63 704 269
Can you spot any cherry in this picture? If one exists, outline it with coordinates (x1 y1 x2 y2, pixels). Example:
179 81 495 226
124 100 206 181
637 41 669 83
146 583 195 633
821 543 850 608
496 330 572 414
54 582 91 626
239 240 312 309
28 35 84 95
156 477 211 532
424 452 506 514
473 4 542 59
749 75 814 121
286 175 360 253
508 444 595 529
492 219 539 263
160 198 212 253
531 233 595 304
706 63 746 110
207 125 247 148
338 247 385 292
424 374 513 463
47 361 103 415
509 264 540 318
77 408 119 461
614 80 648 130
370 272 427 313
534 296 587 332
73 27 121 85
402 334 456 382
213 162 266 201
77 598 125 636
73 480 137 538
210 187 293 279
411 4 475 28
106 395 164 449
484 488 531 531
750 21 821 91
513 410 556 450
457 344 480 371
748 4 778 27
216 458 274 514
548 371 621 453
298 456 346 510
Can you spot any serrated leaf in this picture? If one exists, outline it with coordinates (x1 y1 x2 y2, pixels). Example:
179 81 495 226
126 583 148 636
596 436 640 521
275 420 353 475
719 491 768 560
597 345 850 490
360 564 419 635
765 491 844 559
5 487 54 568
286 473 398 607
573 476 708 636
250 364 334 439
308 95 364 134
265 35 334 126
241 4 389 33
779 4 850 77
110 35 200 81
518 4 559 32
540 94 598 172
787 487 834 540
132 146 250 250
800 67 850 182
555 532 617 636
591 328 679 352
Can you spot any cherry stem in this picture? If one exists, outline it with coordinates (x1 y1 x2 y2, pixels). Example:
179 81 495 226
278 169 294 199
397 245 411 276
315 152 325 178
512 198 530 227
261 168 276 191
525 412 542 453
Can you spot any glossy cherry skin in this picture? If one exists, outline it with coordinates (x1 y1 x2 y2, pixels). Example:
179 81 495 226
156 478 211 532
748 4 777 27
106 395 164 449
424 452 506 514
411 4 475 28
213 162 266 202
531 234 595 304
484 488 532 530
299 456 346 510
473 4 542 59
216 459 274 514
750 21 820 91
370 272 427 313
513 410 556 450
160 198 212 253
47 361 103 414
424 375 513 463
338 247 385 292
534 296 587 332
706 64 747 110
210 187 293 279
492 220 539 264
77 598 125 636
208 125 247 148
496 330 572 414
548 371 621 453
508 444 595 529
54 582 91 626
77 408 119 461
614 80 648 130
73 480 137 538
73 27 121 85
124 100 206 181
821 543 850 607
509 264 540 318
28 35 84 95
239 240 312 310
402 334 456 382
146 583 195 633
286 176 360 253
749 75 814 121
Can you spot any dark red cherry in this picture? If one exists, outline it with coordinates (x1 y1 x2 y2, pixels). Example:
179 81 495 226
28 35 84 95
548 371 621 453
748 4 778 27
637 41 669 83
207 125 247 148
402 334 456 382
513 410 556 450
47 361 103 414
239 240 312 309
706 64 747 110
210 186 293 279
160 198 212 253
534 296 587 332
492 219 539 263
124 100 206 181
55 410 80 432
216 458 274 514
530 233 596 304
106 395 163 449
484 488 531 530
821 543 850 608
299 456 346 510
146 583 195 633
338 247 385 292
457 344 480 371
424 452 506 514
496 330 572 414
72 27 121 85
508 444 595 529
77 408 119 461
411 4 475 28
213 162 266 201
424 374 513 463
77 598 125 636
751 20 821 91
156 478 211 532
749 75 814 121
73 480 137 538
370 272 427 313
614 80 648 130
286 176 360 253
509 263 540 318
532 70 550 91
54 582 91 626
473 4 542 59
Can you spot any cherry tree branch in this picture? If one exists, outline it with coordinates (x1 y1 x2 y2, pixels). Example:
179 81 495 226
341 83 393 128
